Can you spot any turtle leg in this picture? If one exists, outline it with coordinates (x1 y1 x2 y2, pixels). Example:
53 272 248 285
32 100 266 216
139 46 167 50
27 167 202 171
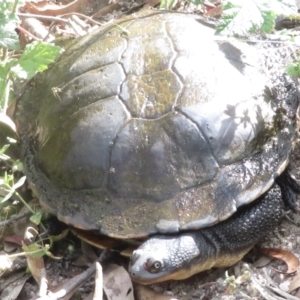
275 169 300 211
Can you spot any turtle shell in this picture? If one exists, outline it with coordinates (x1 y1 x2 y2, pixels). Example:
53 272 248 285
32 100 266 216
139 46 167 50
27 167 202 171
14 11 299 238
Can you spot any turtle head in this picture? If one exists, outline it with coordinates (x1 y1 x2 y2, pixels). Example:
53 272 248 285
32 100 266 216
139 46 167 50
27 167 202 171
128 234 209 284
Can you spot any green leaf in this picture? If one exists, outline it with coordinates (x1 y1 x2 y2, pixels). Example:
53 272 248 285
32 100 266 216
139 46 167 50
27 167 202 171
286 61 300 77
0 57 17 110
2 175 26 202
217 1 264 36
12 160 23 172
0 144 10 155
260 10 276 33
0 144 10 161
22 243 50 259
0 0 24 50
2 188 14 202
189 0 205 4
30 211 43 225
11 41 63 80
12 175 26 190
160 0 176 9
217 0 297 36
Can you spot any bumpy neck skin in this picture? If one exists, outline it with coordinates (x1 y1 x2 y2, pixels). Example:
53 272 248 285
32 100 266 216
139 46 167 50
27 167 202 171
129 184 285 284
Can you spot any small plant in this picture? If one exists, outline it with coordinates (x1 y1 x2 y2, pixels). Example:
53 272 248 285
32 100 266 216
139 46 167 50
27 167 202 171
0 0 62 213
0 0 62 113
216 0 297 36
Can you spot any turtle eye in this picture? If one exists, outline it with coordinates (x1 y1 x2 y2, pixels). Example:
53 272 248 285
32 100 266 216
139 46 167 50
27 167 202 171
146 259 163 273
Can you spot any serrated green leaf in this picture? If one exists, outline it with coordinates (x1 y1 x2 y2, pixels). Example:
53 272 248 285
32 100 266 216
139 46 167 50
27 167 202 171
217 1 263 36
217 0 296 36
0 23 19 50
0 59 17 80
260 10 276 33
11 41 63 80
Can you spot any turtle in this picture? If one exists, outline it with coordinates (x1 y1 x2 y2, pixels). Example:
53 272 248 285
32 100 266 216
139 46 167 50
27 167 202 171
14 11 300 285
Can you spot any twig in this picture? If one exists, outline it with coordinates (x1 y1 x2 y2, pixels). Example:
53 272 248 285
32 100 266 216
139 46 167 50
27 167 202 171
263 268 300 300
93 262 103 300
60 12 102 26
38 268 48 297
17 13 69 24
267 286 300 300
16 26 42 41
250 275 284 300
0 211 31 228
17 12 102 26
30 262 96 300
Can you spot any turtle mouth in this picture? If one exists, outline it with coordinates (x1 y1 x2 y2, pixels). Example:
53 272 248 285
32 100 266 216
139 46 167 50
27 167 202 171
143 261 149 271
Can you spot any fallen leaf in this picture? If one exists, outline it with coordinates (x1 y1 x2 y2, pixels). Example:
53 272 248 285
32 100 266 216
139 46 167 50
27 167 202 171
289 271 300 292
0 252 13 272
50 262 96 299
1 273 31 300
24 0 87 16
206 4 222 17
92 2 122 19
4 235 24 245
103 264 134 300
259 248 299 274
26 253 48 286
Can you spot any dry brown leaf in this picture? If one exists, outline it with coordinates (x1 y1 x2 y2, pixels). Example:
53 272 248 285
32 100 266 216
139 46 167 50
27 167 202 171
206 5 222 17
143 0 161 9
21 17 54 42
1 273 31 300
4 235 24 245
103 264 134 300
135 284 179 300
259 248 299 274
92 2 122 19
252 255 272 268
26 254 48 286
23 0 87 16
289 271 300 292
50 264 95 300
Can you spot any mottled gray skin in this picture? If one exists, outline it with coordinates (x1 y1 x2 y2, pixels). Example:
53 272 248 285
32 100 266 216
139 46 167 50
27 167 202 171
129 183 287 284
